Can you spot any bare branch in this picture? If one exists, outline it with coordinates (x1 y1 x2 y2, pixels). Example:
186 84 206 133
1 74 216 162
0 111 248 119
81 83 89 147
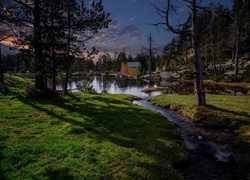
150 0 190 35
0 34 11 42
12 0 34 12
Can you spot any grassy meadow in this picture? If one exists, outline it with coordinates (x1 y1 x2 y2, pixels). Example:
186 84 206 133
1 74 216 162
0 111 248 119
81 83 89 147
151 94 250 154
0 74 188 179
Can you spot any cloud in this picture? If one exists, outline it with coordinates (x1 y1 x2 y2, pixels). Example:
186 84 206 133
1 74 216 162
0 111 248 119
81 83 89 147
85 18 143 58
130 16 136 21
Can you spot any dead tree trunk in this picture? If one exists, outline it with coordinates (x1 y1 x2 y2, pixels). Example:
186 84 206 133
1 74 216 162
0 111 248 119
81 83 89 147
148 33 152 76
233 0 241 76
234 25 240 75
152 0 206 106
191 0 206 106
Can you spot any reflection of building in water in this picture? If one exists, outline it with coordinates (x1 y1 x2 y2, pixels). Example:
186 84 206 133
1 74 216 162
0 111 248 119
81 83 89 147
120 62 140 75
119 78 129 88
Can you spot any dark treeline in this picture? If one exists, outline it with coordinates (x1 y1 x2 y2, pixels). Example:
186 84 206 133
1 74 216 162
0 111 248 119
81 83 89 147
1 49 158 77
94 51 157 76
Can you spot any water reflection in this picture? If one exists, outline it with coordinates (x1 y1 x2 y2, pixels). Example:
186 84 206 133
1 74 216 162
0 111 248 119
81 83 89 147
53 76 163 99
48 76 249 97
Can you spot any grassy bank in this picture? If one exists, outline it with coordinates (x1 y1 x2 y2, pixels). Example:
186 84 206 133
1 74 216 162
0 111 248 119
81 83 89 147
0 74 188 179
151 94 250 155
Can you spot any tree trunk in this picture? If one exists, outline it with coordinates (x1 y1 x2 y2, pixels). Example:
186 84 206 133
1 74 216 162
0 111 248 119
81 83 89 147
0 44 4 83
211 37 218 77
234 0 241 76
52 62 56 90
185 38 188 63
64 10 71 94
148 33 152 76
34 0 45 89
234 27 240 75
64 68 69 94
191 0 206 106
205 44 207 66
52 38 56 91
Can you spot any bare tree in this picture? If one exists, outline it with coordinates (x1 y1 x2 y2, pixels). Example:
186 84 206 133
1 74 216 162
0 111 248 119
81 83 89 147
152 0 206 106
232 0 242 76
146 33 157 77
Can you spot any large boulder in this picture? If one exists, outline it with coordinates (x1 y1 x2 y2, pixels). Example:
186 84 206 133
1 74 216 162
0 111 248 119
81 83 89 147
172 72 181 79
155 67 161 73
244 60 250 70
162 66 167 72
160 81 172 87
160 72 173 81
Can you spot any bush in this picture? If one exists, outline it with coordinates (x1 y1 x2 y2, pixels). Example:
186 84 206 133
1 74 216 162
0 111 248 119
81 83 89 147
231 75 244 82
101 89 108 94
181 73 193 81
243 70 250 83
105 70 109 76
207 74 226 82
81 81 96 94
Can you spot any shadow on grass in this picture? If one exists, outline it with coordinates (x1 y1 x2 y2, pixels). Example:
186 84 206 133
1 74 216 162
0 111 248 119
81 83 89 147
207 104 250 120
15 94 183 178
0 145 7 180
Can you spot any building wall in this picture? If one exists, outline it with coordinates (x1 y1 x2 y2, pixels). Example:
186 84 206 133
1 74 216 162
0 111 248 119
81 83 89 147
120 62 138 75
120 62 128 74
127 67 138 75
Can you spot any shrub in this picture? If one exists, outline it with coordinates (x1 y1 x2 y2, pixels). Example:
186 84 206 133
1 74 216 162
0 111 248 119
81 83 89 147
181 73 193 81
243 70 250 83
101 89 108 94
81 81 96 94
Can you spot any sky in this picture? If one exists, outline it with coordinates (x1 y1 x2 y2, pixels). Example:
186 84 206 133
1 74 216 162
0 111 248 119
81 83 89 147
1 0 233 60
85 0 233 60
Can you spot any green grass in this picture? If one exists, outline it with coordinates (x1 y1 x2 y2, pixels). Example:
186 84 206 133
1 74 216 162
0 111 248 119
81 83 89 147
0 74 188 179
151 94 250 154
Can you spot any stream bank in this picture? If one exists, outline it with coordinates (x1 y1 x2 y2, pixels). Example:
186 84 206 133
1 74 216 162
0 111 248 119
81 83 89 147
133 99 247 179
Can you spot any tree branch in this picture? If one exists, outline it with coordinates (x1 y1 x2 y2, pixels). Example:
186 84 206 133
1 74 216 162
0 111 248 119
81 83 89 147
12 0 34 12
150 0 190 35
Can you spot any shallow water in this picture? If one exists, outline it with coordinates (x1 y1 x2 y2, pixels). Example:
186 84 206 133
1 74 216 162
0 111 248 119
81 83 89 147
52 76 163 98
52 76 249 96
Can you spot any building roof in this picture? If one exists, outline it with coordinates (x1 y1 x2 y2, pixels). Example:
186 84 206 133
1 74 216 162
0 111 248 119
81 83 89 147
128 62 140 68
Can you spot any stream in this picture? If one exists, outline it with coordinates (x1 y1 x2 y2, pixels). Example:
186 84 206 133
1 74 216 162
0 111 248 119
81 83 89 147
133 99 245 180
55 76 247 179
